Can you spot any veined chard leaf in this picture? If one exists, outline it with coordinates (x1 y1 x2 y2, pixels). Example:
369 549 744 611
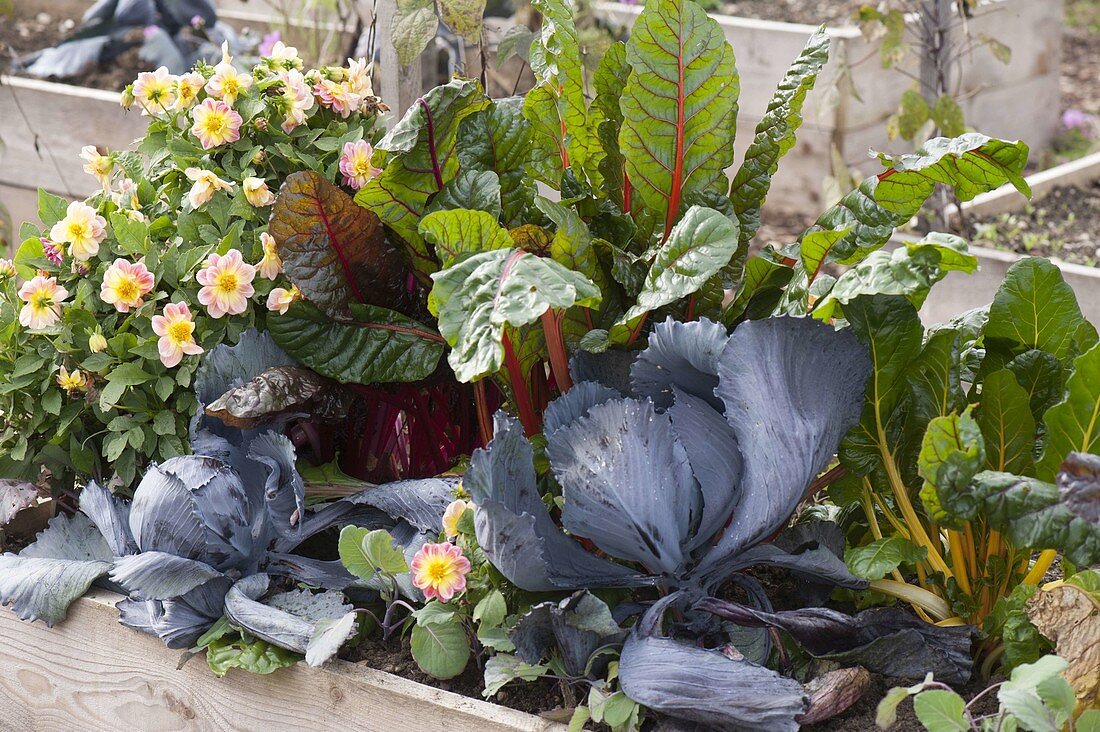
526 0 597 180
456 96 538 227
975 369 1035 474
424 169 501 219
917 408 986 528
418 208 515 269
722 252 794 325
812 233 976 321
613 206 741 339
619 0 738 240
593 42 630 209
985 257 1084 360
431 249 600 382
270 171 407 319
958 460 1100 567
1038 342 1100 480
356 79 489 278
267 301 445 384
204 366 348 429
730 28 829 247
839 296 925 479
799 134 1030 281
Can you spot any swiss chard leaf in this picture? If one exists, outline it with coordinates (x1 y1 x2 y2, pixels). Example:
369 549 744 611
455 96 540 228
271 171 407 319
526 0 597 182
593 42 630 209
614 206 742 337
430 248 600 382
985 257 1084 360
619 0 739 240
355 79 489 278
1038 342 1100 480
813 233 976 321
799 134 1030 279
267 301 445 384
960 466 1100 567
418 208 515 269
424 169 501 219
730 28 829 247
975 369 1036 474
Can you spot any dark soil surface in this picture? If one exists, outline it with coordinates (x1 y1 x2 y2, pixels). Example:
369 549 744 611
0 8 147 91
966 181 1100 266
344 634 572 720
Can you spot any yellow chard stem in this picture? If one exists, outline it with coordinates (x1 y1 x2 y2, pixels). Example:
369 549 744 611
947 530 973 596
877 432 954 579
870 579 956 622
1022 549 1058 586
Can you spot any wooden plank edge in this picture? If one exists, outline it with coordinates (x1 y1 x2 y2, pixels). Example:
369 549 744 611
0 588 566 732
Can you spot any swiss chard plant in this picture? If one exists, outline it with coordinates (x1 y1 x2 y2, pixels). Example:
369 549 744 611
316 0 1032 448
463 315 978 730
827 258 1100 674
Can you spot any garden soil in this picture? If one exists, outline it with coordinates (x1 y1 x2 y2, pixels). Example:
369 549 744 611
967 180 1100 266
0 9 149 91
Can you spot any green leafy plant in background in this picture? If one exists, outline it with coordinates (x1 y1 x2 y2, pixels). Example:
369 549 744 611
877 655 1100 732
856 0 1013 227
829 257 1100 674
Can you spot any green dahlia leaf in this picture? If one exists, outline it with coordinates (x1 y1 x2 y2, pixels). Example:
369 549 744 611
411 618 471 679
619 0 739 240
267 301 444 384
730 27 829 247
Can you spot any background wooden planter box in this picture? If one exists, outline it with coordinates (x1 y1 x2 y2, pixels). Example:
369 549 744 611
902 150 1100 325
0 589 566 732
1 75 150 240
595 0 1063 214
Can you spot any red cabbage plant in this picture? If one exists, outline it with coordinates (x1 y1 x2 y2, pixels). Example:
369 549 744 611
465 316 975 730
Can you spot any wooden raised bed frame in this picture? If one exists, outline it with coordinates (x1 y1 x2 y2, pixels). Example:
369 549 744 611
0 589 566 731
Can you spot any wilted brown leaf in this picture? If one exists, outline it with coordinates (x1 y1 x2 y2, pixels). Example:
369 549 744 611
205 366 350 429
1027 582 1100 709
797 666 871 725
